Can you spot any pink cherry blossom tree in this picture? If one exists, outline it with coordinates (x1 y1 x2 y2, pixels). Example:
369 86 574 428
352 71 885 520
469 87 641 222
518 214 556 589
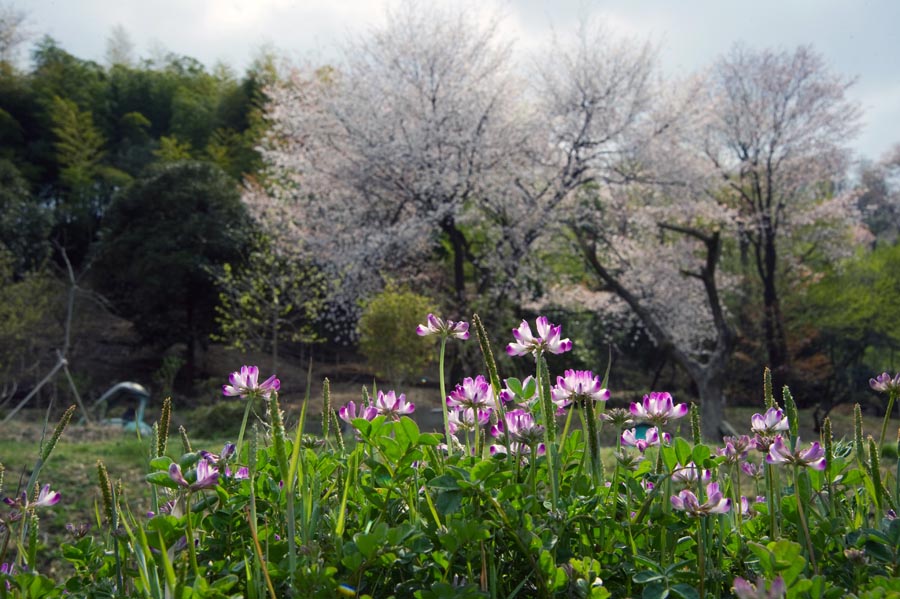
703 44 863 373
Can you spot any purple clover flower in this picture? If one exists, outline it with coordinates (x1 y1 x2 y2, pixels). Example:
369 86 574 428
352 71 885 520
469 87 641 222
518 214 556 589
629 392 688 427
718 435 755 463
750 408 789 436
448 407 491 436
169 458 220 491
870 372 900 393
416 314 470 340
732 576 786 599
551 370 610 408
222 365 280 399
621 426 669 452
506 316 572 358
446 375 496 411
338 399 378 424
490 408 546 455
671 462 712 485
765 435 826 470
373 390 415 421
670 482 731 516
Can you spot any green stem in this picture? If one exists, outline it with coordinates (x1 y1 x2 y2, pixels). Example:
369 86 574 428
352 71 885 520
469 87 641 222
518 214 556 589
880 391 898 456
183 491 201 581
697 522 706 599
438 337 453 451
535 350 558 508
765 462 779 539
793 466 818 574
235 396 255 461
584 400 602 487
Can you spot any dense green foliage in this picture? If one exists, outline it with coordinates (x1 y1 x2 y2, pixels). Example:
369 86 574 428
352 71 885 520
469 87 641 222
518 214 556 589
212 236 328 372
93 161 250 377
3 322 900 598
357 284 437 385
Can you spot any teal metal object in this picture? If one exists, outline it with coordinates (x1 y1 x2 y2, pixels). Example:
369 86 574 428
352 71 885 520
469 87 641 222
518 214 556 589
633 422 652 441
92 382 153 437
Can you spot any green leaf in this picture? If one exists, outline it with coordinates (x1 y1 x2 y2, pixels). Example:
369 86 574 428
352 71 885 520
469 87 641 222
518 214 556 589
641 582 669 599
670 584 699 599
354 523 388 559
690 444 711 466
674 438 693 466
149 456 174 471
395 416 420 450
470 459 497 483
633 571 664 584
145 471 180 489
427 474 461 490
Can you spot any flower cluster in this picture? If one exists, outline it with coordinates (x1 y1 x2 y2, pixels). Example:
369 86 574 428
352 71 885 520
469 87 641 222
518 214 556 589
870 372 900 394
551 369 609 408
765 436 826 470
222 365 281 399
671 482 731 516
621 426 669 452
339 390 415 425
416 314 470 340
4 484 61 512
490 409 546 456
169 458 220 491
630 391 688 427
506 317 572 358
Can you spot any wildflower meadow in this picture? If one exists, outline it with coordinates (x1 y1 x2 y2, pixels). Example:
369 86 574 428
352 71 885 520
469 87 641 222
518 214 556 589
2 315 900 598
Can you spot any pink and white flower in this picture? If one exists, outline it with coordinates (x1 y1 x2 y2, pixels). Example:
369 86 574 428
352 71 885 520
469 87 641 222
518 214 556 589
629 392 688 426
506 316 572 358
765 435 826 470
750 408 789 436
373 390 415 420
222 365 280 399
338 399 378 424
416 314 469 340
169 458 220 491
870 372 900 394
621 426 669 452
551 370 610 407
446 375 496 411
448 407 491 435
671 482 731 516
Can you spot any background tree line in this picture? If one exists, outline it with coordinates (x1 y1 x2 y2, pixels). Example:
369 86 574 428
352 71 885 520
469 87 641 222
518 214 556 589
0 4 897 437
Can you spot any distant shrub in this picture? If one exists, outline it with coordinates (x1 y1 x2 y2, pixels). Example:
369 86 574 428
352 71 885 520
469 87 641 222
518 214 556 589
357 283 435 385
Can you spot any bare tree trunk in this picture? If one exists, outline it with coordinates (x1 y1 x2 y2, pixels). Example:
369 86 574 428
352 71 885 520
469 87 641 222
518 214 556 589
695 371 726 440
762 229 788 372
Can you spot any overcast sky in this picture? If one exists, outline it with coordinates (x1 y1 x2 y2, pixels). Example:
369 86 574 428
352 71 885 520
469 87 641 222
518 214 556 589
17 0 900 161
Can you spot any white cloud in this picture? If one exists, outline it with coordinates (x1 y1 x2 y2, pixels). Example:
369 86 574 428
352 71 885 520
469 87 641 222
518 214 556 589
19 0 900 159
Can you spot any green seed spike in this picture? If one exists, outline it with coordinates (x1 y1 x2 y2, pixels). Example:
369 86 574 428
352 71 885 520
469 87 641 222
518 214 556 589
472 313 501 396
97 460 114 526
822 417 834 470
690 403 701 446
269 394 289 483
854 404 865 468
333 408 345 453
158 397 172 458
179 425 192 453
764 368 775 409
41 404 76 462
783 386 799 450
323 378 332 439
868 436 883 511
